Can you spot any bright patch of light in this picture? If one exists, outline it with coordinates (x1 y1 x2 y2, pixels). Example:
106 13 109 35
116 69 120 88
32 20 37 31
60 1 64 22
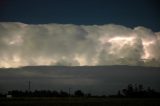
141 40 155 60
74 55 87 66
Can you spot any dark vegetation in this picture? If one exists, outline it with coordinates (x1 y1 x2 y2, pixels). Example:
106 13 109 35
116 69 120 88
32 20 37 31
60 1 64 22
111 84 160 98
0 89 87 98
0 84 160 98
0 84 160 106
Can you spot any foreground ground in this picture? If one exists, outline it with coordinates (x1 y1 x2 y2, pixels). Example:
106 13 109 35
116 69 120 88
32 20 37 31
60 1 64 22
0 97 160 106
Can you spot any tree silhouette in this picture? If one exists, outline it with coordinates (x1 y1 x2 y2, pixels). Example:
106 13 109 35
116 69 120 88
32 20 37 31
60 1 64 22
117 84 160 98
74 90 84 97
60 90 69 97
5 84 160 98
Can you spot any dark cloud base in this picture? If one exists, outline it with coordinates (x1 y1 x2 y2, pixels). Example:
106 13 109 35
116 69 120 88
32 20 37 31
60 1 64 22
0 66 160 95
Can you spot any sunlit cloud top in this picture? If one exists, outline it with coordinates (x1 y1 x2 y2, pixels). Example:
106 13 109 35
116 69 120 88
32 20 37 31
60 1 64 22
0 22 160 68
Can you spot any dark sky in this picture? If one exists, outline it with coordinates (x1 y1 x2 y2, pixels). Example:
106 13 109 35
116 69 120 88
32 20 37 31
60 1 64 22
0 0 160 31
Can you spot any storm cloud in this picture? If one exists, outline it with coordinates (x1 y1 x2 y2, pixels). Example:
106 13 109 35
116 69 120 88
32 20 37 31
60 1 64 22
0 22 160 68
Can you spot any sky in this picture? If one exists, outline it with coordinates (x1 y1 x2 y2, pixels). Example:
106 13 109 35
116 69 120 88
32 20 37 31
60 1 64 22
0 0 160 94
0 0 160 68
0 0 160 31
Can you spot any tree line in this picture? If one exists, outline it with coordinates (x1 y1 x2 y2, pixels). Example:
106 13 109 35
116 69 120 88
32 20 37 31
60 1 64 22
111 84 160 98
1 89 88 97
0 84 160 98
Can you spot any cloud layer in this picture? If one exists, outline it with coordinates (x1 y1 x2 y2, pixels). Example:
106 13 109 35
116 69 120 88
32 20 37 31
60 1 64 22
0 22 160 68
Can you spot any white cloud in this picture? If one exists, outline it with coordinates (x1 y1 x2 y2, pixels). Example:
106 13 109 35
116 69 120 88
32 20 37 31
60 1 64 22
0 22 160 68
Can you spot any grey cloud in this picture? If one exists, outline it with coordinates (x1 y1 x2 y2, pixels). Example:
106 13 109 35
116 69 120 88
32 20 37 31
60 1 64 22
0 22 160 68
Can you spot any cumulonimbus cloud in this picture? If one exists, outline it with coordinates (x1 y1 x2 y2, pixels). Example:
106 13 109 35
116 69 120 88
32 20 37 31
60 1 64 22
0 22 160 68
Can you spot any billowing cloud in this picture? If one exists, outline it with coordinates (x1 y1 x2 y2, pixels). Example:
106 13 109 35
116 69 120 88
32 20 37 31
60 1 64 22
0 22 160 68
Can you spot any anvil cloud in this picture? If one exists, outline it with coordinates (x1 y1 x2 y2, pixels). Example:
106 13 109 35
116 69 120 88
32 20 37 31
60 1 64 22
0 22 160 68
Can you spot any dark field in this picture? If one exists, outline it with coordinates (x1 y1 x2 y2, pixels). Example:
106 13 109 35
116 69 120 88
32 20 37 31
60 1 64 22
0 97 160 106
